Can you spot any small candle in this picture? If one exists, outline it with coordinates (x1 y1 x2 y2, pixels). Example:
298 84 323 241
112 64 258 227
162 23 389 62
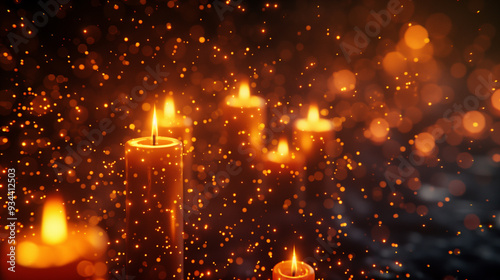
293 103 335 157
1 197 108 280
221 82 266 156
293 103 336 182
273 248 315 280
262 137 304 208
125 108 183 279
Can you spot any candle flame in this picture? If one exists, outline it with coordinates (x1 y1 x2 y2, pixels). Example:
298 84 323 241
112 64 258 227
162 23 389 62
277 137 289 156
164 96 176 119
152 105 158 145
307 103 320 123
291 246 298 277
239 82 251 99
41 197 67 245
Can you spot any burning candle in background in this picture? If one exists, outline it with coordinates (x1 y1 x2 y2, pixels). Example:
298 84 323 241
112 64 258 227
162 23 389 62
159 96 193 150
293 103 336 180
293 103 335 158
1 196 108 280
158 96 194 203
262 137 304 209
220 82 266 157
273 247 315 280
125 108 183 279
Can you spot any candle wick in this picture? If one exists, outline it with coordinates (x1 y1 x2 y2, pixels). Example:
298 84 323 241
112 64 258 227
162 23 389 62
152 134 156 146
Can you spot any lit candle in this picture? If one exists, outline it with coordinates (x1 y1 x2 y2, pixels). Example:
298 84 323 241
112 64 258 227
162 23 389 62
1 197 108 280
125 107 183 279
158 96 193 162
273 247 315 280
262 137 304 208
293 103 336 183
221 82 266 156
293 103 334 157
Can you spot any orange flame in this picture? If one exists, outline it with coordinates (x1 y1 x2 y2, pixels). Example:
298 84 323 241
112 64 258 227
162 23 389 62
291 246 298 276
277 137 289 156
307 103 320 123
239 82 250 99
42 197 67 245
164 96 176 119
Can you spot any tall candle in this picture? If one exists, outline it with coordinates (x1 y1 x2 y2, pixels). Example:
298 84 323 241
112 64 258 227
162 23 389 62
221 82 266 156
273 248 315 280
1 197 108 280
125 109 183 279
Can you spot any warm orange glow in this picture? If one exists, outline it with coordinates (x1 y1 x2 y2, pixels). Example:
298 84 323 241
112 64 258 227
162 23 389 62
277 137 289 156
307 103 320 123
291 247 298 276
492 89 500 111
164 96 176 119
152 105 158 144
17 241 39 266
332 69 356 92
404 24 430 49
415 132 435 155
42 197 68 245
370 118 390 139
382 51 407 76
239 82 251 99
463 110 485 134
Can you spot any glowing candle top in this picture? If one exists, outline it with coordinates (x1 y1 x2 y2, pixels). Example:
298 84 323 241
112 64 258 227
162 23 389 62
160 96 193 127
226 82 265 108
267 137 301 164
272 248 315 280
295 103 334 132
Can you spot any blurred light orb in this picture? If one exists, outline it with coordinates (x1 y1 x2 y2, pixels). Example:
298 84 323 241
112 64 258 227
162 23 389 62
370 118 390 139
463 110 486 134
415 132 435 154
405 24 430 49
333 69 356 92
382 51 407 76
492 89 500 111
